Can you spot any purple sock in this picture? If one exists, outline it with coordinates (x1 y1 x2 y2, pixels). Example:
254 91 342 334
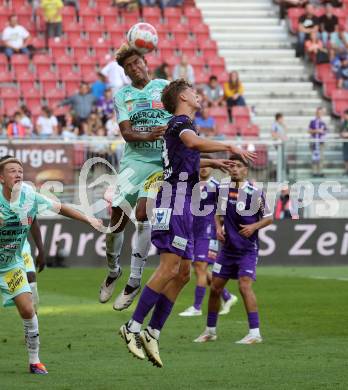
148 294 174 331
248 312 259 329
132 286 160 324
221 288 231 302
193 286 206 310
207 311 218 327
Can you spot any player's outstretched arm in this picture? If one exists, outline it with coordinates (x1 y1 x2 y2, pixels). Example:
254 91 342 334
30 218 45 273
120 121 166 142
180 131 257 162
200 158 233 172
57 204 102 230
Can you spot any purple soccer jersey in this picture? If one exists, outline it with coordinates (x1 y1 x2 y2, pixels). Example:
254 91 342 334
212 181 272 280
192 178 219 240
162 115 200 191
151 115 200 260
218 181 272 254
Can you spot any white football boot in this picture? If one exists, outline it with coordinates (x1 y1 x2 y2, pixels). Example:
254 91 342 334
219 294 238 315
99 267 122 303
179 306 202 317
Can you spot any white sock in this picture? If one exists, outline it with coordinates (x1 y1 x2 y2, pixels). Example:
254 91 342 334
106 231 124 275
128 221 151 287
29 282 39 313
207 326 216 334
147 326 160 340
23 314 40 364
128 319 142 333
249 328 261 337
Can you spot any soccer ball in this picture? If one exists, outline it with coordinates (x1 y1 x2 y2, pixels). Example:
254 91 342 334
127 23 158 54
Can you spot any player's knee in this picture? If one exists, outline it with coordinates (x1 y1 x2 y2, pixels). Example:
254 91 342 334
210 283 223 297
238 278 252 296
19 304 35 320
178 267 191 286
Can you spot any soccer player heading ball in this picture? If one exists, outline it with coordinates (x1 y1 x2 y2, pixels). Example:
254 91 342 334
119 79 256 367
0 156 101 374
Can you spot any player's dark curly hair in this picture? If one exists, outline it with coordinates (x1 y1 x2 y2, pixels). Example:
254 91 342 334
115 44 145 68
161 79 192 114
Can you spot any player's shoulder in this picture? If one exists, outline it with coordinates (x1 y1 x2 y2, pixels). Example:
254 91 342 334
152 78 170 87
168 115 195 135
208 177 220 188
242 181 263 196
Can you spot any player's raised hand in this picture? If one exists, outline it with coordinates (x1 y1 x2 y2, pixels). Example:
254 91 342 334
227 145 257 163
148 126 166 141
35 250 46 273
210 159 234 173
239 223 256 238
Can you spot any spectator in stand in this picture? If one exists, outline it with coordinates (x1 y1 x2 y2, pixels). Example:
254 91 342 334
100 60 130 95
320 3 339 46
277 0 308 20
331 50 347 77
41 0 64 50
84 112 103 136
97 88 114 123
7 112 27 138
172 54 195 84
305 31 327 62
59 82 97 124
91 72 108 100
337 56 348 88
196 87 209 109
297 4 320 57
308 107 328 177
154 62 171 80
36 106 58 137
18 105 33 135
340 109 348 175
271 112 288 141
330 27 348 53
274 186 299 219
61 112 79 139
224 71 246 123
105 113 120 137
203 75 224 107
195 107 217 137
139 0 182 8
2 15 31 69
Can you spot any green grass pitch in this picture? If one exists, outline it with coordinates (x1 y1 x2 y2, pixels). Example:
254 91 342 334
1 266 348 390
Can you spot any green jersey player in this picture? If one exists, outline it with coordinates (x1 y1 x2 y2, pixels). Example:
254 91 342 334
99 45 172 310
0 156 100 375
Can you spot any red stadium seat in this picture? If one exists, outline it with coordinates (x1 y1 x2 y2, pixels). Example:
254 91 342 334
21 87 43 106
163 7 182 25
252 145 268 168
323 80 337 99
82 71 97 83
33 54 53 73
314 63 332 83
332 99 348 116
218 123 238 137
232 106 250 119
11 55 30 73
80 7 99 25
105 23 127 38
146 54 162 69
54 54 75 74
198 39 218 58
0 72 15 83
99 5 117 17
38 70 59 90
218 71 229 83
85 22 104 41
62 7 76 24
63 22 84 41
179 40 198 56
183 6 202 24
332 89 348 100
190 23 210 41
3 99 20 116
64 81 80 96
0 87 21 99
80 63 97 75
241 124 260 138
287 7 304 34
142 7 162 25
170 24 190 42
209 106 228 119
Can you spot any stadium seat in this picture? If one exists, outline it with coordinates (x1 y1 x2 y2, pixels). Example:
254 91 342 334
183 6 203 24
206 56 226 74
179 40 198 56
287 7 304 34
44 88 66 106
64 81 80 96
241 124 260 138
190 23 210 41
218 71 229 83
209 106 228 120
80 7 99 25
198 39 218 58
314 63 332 83
169 24 190 43
64 22 84 41
158 38 177 58
146 54 162 69
219 123 238 137
0 71 15 83
3 99 20 116
252 145 268 169
332 99 348 117
21 87 43 106
38 70 59 90
142 7 162 25
105 23 127 38
62 7 76 24
232 106 250 119
80 63 97 75
54 54 75 74
85 22 104 41
163 7 182 25
11 55 30 73
33 54 53 73
82 71 97 83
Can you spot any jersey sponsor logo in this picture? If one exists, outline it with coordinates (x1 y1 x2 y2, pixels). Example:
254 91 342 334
237 201 246 211
209 239 219 252
143 171 163 193
212 262 222 274
4 268 25 294
135 102 151 110
152 208 172 231
152 101 164 109
172 235 188 251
